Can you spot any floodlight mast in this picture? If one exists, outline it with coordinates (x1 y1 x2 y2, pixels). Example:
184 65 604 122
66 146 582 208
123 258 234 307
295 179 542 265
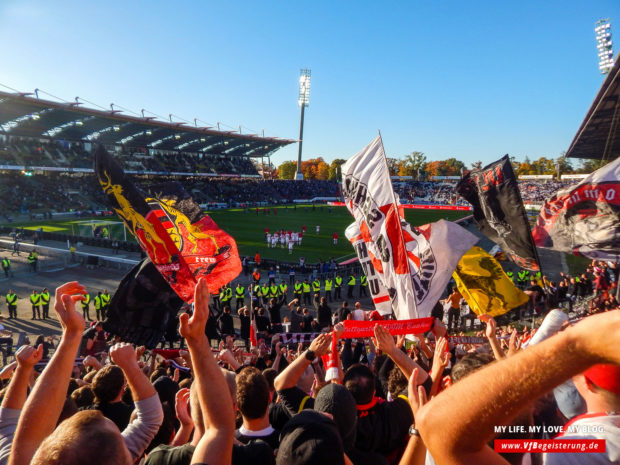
595 19 614 75
295 69 311 181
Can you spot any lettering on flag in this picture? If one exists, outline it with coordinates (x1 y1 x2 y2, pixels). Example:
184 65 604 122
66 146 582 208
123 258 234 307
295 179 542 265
457 155 540 271
345 222 392 315
532 157 620 260
342 136 478 319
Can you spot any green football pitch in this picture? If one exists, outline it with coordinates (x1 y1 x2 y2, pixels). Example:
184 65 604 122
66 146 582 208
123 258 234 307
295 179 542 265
3 205 469 262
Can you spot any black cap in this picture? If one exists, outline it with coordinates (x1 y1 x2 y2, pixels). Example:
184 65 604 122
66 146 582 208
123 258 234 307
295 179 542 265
277 410 344 465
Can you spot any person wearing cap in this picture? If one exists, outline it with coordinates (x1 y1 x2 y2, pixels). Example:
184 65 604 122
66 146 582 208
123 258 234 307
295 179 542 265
276 410 345 465
415 310 620 465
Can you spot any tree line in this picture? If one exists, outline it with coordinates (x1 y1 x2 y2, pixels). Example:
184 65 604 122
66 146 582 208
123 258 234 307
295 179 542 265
275 152 610 181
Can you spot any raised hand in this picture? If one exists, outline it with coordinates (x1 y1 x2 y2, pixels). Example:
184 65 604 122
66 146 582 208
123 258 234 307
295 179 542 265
432 318 447 337
110 342 140 372
372 324 397 355
333 322 345 339
480 314 497 339
0 362 17 380
408 368 428 416
16 345 44 369
507 330 521 357
179 278 210 344
175 388 193 427
432 337 450 370
308 333 331 356
56 291 86 335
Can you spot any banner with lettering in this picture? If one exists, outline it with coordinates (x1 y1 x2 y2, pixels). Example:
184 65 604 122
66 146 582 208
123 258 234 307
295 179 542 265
341 318 435 339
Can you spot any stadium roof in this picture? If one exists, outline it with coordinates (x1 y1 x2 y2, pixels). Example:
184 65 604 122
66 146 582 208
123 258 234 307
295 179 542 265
0 90 295 158
566 55 620 160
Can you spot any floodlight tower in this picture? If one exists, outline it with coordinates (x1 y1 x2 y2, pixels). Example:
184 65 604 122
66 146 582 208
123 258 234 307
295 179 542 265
295 69 311 180
595 19 614 75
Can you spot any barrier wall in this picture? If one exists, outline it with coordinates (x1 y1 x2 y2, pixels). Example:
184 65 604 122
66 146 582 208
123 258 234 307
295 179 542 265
328 201 472 211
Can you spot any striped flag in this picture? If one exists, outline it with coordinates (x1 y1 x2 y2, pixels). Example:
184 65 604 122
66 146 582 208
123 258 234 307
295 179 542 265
341 135 477 319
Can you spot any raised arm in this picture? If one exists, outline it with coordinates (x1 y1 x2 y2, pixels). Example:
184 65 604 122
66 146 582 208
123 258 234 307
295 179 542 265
274 333 331 391
179 278 235 465
399 369 428 465
373 324 429 383
111 343 164 460
429 337 451 398
416 310 620 465
480 315 504 360
2 345 42 410
9 282 86 465
110 343 157 401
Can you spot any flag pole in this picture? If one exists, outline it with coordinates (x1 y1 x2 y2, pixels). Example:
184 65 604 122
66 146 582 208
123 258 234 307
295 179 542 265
377 130 415 320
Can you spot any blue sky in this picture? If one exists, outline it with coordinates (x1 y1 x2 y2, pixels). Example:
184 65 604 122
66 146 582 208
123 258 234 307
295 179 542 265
0 1 617 168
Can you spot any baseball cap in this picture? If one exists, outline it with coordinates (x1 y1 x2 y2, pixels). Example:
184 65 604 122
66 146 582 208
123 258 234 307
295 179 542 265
583 364 620 395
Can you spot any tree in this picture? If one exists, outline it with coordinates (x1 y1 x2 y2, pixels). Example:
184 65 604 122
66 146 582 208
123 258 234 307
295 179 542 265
577 158 610 174
385 158 400 176
328 159 347 181
555 154 574 175
443 158 465 176
470 161 483 170
277 161 297 180
316 160 330 180
398 151 426 178
299 157 331 180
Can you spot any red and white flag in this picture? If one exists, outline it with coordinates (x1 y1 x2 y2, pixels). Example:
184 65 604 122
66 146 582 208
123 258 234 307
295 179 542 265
345 222 393 315
341 135 477 319
532 157 620 260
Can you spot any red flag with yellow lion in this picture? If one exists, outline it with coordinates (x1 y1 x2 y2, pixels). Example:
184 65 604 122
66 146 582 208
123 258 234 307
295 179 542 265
94 146 241 302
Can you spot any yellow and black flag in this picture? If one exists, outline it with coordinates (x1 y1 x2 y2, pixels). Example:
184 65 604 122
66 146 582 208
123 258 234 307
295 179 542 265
452 246 529 317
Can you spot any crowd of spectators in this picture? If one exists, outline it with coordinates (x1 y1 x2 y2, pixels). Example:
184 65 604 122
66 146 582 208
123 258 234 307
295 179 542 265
0 269 618 465
0 134 593 215
0 174 340 216
0 136 259 175
517 180 580 204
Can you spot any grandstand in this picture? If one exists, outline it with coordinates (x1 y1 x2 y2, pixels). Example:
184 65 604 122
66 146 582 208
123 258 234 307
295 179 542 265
0 88 314 214
0 89 591 219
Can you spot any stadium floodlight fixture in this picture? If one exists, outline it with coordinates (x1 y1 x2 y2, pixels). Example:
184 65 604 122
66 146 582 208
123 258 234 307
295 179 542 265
298 69 311 107
295 68 311 180
595 19 614 75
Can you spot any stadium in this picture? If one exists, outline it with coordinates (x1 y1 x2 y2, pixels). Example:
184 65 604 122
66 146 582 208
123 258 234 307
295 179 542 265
1 6 620 465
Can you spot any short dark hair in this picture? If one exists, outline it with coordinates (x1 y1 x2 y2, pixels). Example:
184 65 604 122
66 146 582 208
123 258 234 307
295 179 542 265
451 353 494 383
31 410 128 465
92 365 125 404
343 364 375 405
236 367 269 420
71 385 95 408
387 366 408 397
262 368 277 391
